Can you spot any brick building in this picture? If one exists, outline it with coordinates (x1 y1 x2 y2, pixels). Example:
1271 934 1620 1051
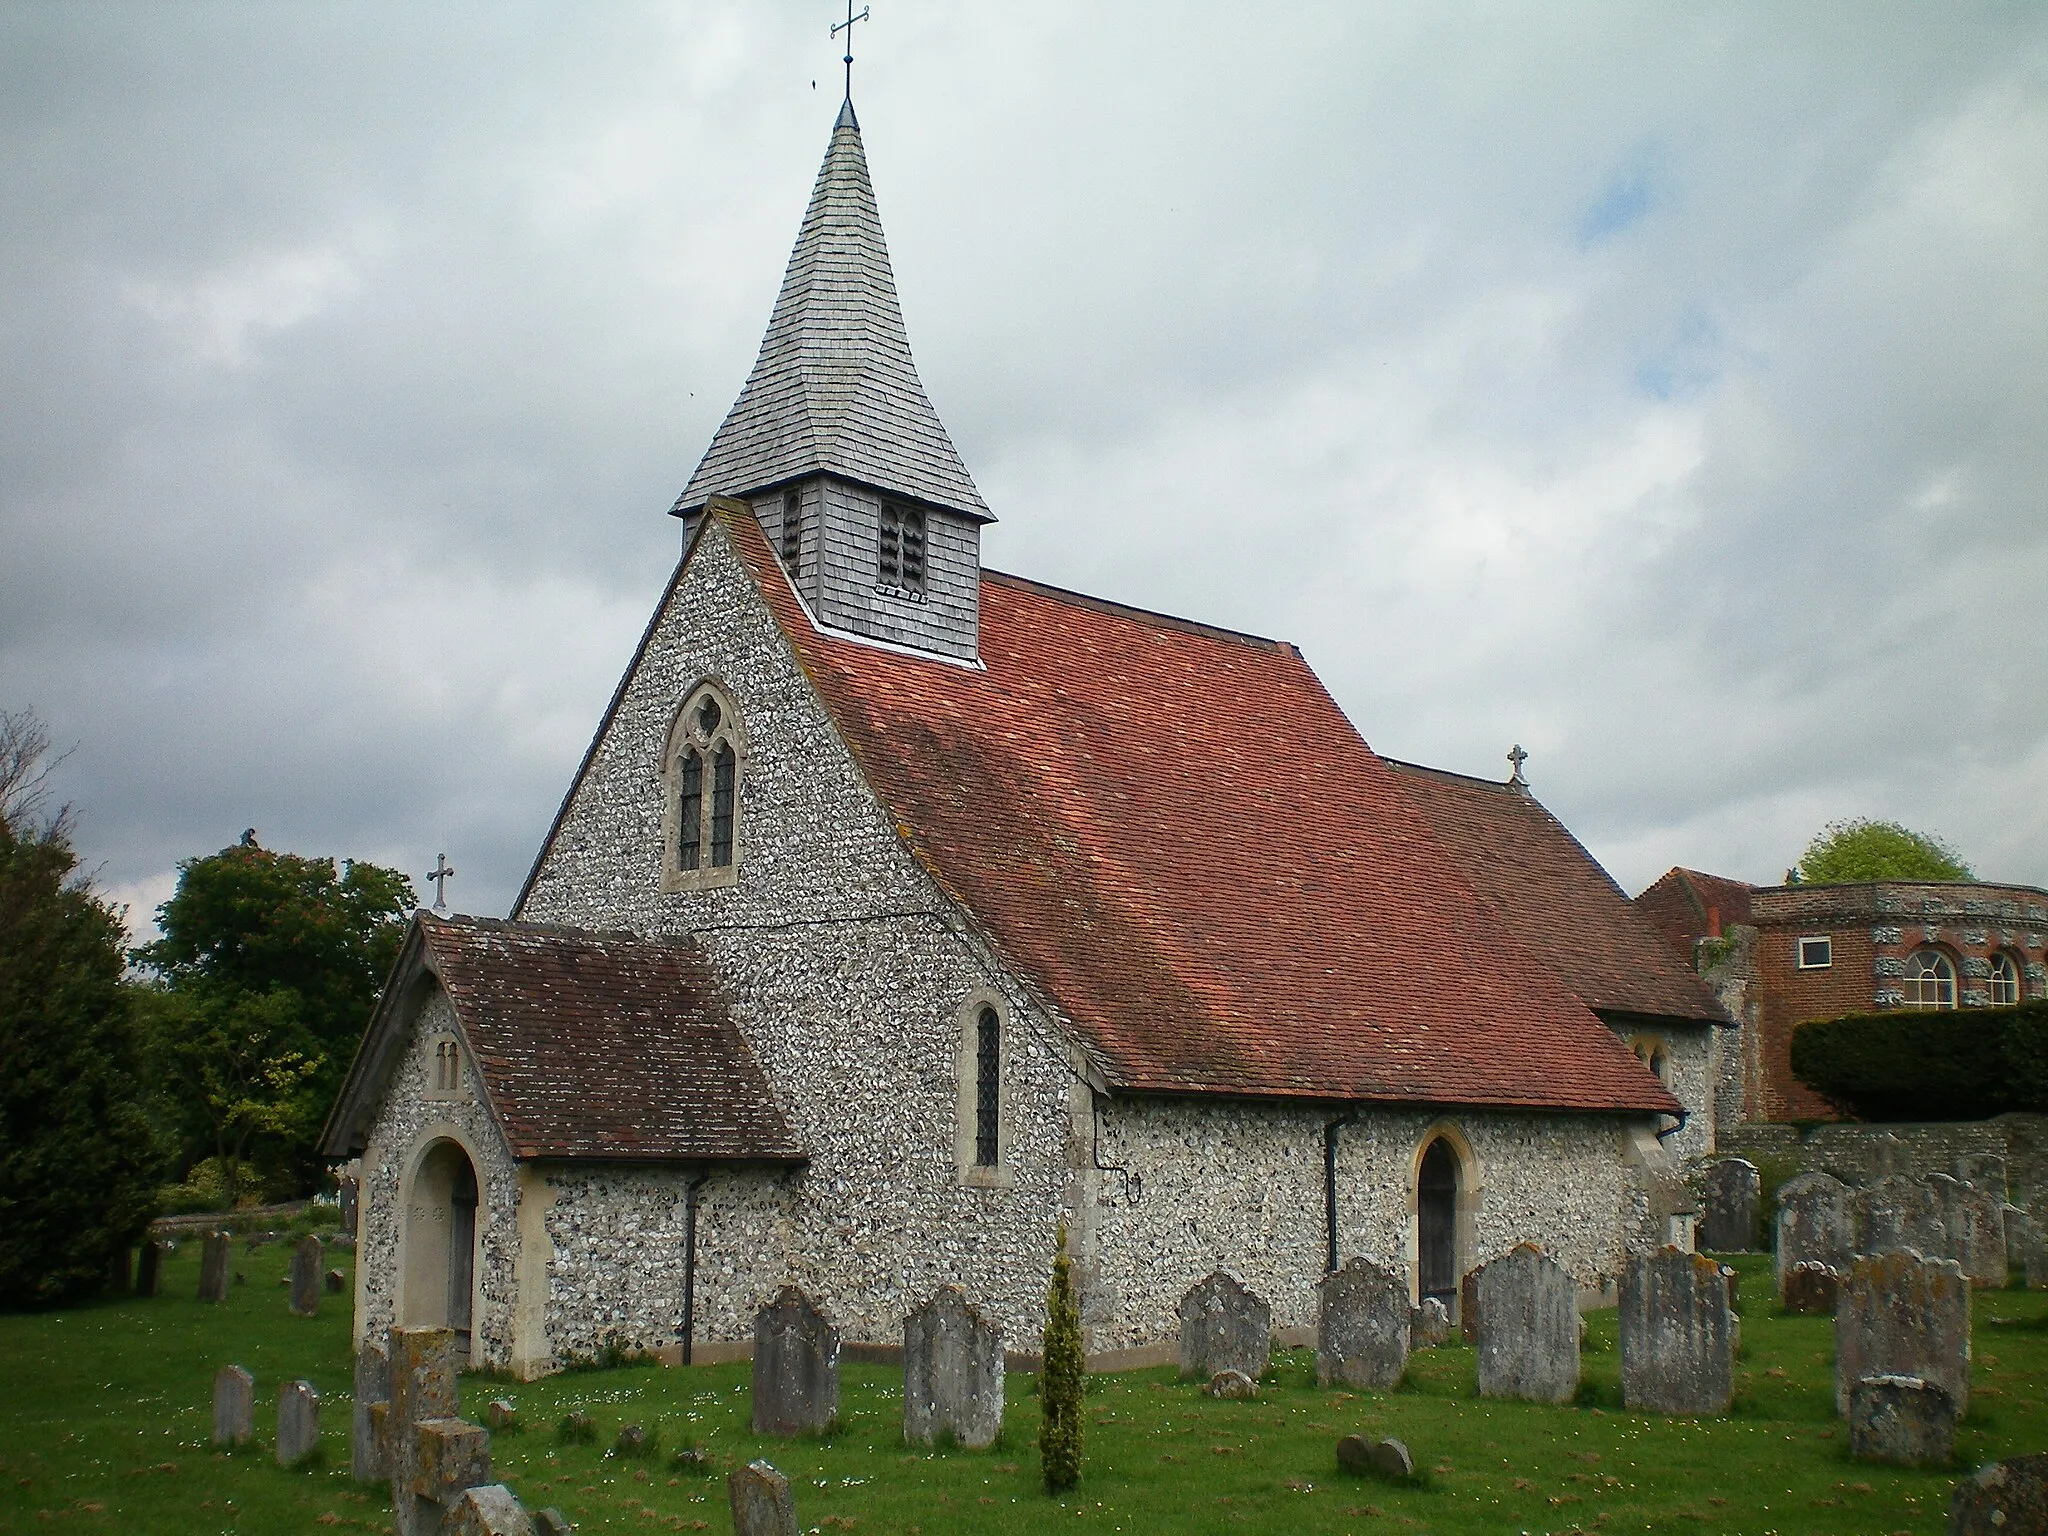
1637 871 2048 1123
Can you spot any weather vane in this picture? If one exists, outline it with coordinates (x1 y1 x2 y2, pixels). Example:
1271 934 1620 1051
426 852 456 911
832 0 870 102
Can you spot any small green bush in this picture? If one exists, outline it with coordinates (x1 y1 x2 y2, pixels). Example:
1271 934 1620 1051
1789 998 2048 1121
1040 1220 1085 1493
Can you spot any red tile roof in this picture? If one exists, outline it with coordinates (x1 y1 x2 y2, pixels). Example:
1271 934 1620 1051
1633 867 1757 963
323 913 802 1163
721 506 1680 1116
1382 763 1728 1027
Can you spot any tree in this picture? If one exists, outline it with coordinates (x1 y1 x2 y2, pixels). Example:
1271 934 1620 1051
137 832 414 1200
1786 819 1973 885
1040 1219 1085 1493
0 709 161 1307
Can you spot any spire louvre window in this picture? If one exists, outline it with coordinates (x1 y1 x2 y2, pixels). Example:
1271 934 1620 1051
879 502 926 593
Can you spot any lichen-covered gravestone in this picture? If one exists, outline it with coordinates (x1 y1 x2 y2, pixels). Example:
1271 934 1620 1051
752 1287 840 1436
352 1336 391 1482
1474 1244 1579 1404
1314 1257 1409 1390
1950 1453 2048 1535
1848 1374 1955 1467
1618 1246 1734 1416
1861 1174 1947 1261
1178 1270 1270 1382
729 1459 798 1536
276 1380 320 1466
198 1231 232 1304
1928 1174 2007 1287
1410 1296 1451 1350
902 1286 1004 1448
212 1365 253 1447
1955 1153 2007 1198
1834 1250 1970 1417
441 1484 538 1536
1775 1172 1855 1303
1698 1158 1759 1253
1782 1260 1840 1315
387 1325 494 1536
288 1235 322 1317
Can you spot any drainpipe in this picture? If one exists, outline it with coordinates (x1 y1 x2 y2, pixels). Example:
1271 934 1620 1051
1655 1109 1690 1144
1324 1110 1358 1273
681 1170 710 1366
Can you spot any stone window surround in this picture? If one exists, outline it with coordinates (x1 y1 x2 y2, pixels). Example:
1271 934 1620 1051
659 679 748 893
1405 1120 1482 1310
1627 1032 1673 1087
423 1032 467 1101
952 989 1014 1189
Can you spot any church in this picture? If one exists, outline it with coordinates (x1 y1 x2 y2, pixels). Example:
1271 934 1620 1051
321 95 1730 1379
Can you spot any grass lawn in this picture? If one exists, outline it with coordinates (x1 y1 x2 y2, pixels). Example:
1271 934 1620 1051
1 1247 2043 1534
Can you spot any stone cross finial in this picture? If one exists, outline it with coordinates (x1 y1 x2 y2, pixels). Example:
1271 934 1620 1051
831 0 870 100
426 853 457 911
1507 743 1529 789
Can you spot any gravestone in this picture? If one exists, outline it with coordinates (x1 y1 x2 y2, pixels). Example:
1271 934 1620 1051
1861 1174 1947 1260
1314 1257 1409 1390
1207 1369 1257 1400
1782 1260 1840 1315
1411 1296 1451 1349
1459 1270 1480 1344
1848 1374 1954 1467
198 1231 232 1304
1950 1453 2048 1535
485 1399 519 1432
212 1365 254 1447
729 1459 799 1536
442 1485 537 1536
1698 1158 1759 1253
1835 1249 1970 1417
288 1235 322 1317
1775 1172 1855 1302
326 1268 346 1294
339 1176 360 1235
1618 1247 1734 1416
1928 1174 2007 1287
2007 1206 2046 1288
1474 1244 1579 1404
277 1380 320 1467
751 1287 840 1436
1177 1270 1270 1382
1955 1153 2007 1198
352 1336 391 1482
533 1511 575 1536
386 1325 494 1536
1336 1434 1413 1480
902 1286 1005 1448
136 1240 162 1298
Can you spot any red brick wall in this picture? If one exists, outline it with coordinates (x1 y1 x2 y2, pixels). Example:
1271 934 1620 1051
1757 922 1877 1121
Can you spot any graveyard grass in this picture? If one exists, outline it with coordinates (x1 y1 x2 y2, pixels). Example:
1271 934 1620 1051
2 1249 2045 1534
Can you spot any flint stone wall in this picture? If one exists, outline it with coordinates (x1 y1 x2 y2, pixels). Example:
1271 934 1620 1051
1724 1114 2048 1214
1602 1019 1717 1162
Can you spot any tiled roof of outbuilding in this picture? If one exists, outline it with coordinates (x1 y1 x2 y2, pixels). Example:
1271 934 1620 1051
673 100 990 522
1633 866 1757 963
717 505 1681 1116
1383 763 1730 1027
321 913 802 1164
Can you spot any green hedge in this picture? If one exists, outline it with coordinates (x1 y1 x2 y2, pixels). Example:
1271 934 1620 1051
1789 997 2048 1121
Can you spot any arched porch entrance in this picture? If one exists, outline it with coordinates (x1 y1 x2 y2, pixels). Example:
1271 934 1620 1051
404 1138 480 1361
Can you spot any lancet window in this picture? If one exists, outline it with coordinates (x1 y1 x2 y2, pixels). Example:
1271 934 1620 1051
664 684 745 891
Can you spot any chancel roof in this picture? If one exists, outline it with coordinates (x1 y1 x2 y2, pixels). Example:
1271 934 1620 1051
1382 762 1730 1028
713 504 1682 1117
673 100 990 522
321 913 802 1164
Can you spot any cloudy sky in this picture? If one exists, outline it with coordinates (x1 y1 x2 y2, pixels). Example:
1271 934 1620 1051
4 2 2045 932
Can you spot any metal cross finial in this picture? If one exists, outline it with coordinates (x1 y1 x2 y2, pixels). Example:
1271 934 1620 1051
831 0 870 102
1507 743 1529 789
426 853 456 911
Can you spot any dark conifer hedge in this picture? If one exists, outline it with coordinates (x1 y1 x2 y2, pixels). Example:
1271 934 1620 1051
1789 998 2048 1121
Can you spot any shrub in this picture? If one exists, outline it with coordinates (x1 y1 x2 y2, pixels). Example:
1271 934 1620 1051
1789 999 2048 1121
1040 1220 1084 1493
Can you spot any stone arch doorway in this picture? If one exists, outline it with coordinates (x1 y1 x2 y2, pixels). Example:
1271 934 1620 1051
404 1138 480 1360
1416 1137 1461 1309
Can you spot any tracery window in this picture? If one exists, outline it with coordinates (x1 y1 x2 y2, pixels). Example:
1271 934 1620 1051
1990 951 2021 1006
1902 948 1957 1009
663 684 745 891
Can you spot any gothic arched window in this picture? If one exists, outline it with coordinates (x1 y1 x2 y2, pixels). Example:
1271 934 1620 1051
955 995 1010 1187
974 1006 1000 1167
663 684 746 892
1902 948 1957 1009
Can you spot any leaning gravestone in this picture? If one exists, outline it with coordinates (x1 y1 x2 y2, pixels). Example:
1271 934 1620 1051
385 1325 494 1536
135 1239 162 1299
1618 1246 1734 1416
1782 1260 1841 1315
198 1231 232 1304
1929 1174 2007 1287
1848 1374 1955 1467
752 1287 840 1437
441 1484 537 1536
213 1365 254 1447
1698 1158 1760 1253
729 1459 799 1536
1775 1172 1856 1302
1178 1270 1271 1382
1950 1453 2048 1535
1474 1244 1579 1404
288 1235 323 1317
1314 1257 1409 1390
902 1286 1004 1449
1336 1434 1414 1480
277 1379 320 1467
352 1336 392 1482
1835 1249 1970 1417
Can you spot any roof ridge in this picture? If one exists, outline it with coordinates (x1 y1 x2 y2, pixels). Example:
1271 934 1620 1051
980 568 1293 651
1379 755 1521 792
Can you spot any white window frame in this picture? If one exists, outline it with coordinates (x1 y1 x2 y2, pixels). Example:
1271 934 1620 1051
1989 951 2021 1006
1902 948 1957 1009
1795 935 1833 970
